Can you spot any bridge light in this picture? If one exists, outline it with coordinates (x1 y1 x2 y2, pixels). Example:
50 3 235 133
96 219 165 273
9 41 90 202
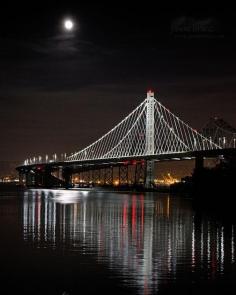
114 180 119 186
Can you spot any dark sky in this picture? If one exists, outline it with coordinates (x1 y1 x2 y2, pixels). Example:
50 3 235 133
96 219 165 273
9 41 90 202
1 5 236 162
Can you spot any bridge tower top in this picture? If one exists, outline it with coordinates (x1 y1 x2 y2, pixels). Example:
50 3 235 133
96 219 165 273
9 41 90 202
147 90 154 99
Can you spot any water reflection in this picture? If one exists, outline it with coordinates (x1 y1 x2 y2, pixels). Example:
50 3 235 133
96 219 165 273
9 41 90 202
23 190 236 294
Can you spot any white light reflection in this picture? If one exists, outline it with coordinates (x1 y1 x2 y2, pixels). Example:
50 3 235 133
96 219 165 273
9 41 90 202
201 223 204 262
22 192 236 294
191 218 195 268
232 226 235 263
207 222 211 264
216 229 219 269
54 194 86 204
29 189 90 204
220 226 224 272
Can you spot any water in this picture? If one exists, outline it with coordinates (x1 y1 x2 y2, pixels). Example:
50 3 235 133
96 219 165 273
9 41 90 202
0 189 236 294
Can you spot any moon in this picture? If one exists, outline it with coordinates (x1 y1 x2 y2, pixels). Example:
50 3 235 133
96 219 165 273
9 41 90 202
64 19 74 31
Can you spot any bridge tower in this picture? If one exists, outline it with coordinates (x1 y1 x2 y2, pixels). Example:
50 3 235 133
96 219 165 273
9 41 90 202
145 90 155 188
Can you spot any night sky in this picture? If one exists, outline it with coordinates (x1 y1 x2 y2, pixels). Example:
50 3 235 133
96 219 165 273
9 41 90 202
1 5 236 162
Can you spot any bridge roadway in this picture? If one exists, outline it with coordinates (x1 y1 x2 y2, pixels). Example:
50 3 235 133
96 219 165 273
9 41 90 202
16 148 236 189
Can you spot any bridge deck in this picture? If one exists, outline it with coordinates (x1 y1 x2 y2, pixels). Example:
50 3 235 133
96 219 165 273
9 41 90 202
17 148 236 171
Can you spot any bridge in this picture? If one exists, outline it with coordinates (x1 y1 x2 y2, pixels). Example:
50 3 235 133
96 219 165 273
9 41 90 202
16 91 236 189
202 117 236 148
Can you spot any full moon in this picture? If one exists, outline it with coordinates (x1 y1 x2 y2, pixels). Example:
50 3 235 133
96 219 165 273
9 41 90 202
64 19 74 31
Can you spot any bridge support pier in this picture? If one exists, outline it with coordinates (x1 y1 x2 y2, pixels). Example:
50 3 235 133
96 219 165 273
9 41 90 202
195 156 204 171
145 160 155 189
44 166 53 188
93 169 101 185
134 162 145 186
56 166 63 181
19 171 25 186
35 170 43 187
104 166 113 186
25 171 35 187
63 168 73 189
119 165 128 185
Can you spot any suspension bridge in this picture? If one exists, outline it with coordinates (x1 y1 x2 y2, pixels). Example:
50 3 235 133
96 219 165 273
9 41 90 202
17 90 236 189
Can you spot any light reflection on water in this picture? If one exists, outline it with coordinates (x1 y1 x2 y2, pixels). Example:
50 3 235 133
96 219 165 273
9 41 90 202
23 189 236 294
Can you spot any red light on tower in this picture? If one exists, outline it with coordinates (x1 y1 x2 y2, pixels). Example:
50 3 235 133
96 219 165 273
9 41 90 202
147 89 154 98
